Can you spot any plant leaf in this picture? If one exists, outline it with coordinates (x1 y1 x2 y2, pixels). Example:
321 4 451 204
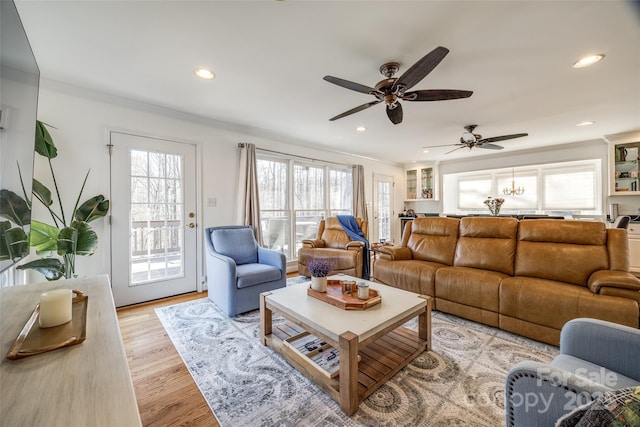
32 179 54 207
73 221 98 256
57 226 78 255
0 189 31 226
34 121 57 159
17 258 65 281
0 221 10 260
4 226 30 260
57 221 98 256
75 195 109 223
30 220 59 255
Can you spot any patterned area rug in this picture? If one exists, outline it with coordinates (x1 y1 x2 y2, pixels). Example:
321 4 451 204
155 279 558 426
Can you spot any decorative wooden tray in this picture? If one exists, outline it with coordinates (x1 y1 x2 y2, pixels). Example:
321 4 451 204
6 290 88 360
307 280 381 310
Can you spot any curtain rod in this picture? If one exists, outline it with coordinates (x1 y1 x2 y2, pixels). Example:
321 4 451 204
238 143 354 168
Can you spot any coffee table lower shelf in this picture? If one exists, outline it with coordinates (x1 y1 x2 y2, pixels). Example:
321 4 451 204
266 321 428 408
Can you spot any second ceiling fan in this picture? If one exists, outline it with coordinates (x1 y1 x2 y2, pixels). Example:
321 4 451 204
323 46 473 125
429 125 529 154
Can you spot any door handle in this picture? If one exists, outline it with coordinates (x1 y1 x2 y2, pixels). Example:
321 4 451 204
187 223 196 229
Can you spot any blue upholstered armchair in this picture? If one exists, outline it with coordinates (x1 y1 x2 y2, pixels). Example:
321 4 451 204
505 318 640 427
205 226 286 316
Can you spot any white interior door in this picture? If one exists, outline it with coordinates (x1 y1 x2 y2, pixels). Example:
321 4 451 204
372 174 394 243
109 131 198 307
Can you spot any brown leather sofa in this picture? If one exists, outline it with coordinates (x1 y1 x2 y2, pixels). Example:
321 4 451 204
298 217 368 278
374 217 640 345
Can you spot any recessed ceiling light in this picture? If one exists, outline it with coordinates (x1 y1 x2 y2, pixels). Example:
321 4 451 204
576 121 595 127
423 149 429 153
195 67 215 80
356 126 366 132
572 54 604 68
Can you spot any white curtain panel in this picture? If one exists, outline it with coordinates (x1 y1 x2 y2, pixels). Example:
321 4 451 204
352 164 368 228
236 143 264 245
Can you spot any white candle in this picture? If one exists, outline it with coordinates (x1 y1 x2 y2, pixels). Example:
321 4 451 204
39 289 72 328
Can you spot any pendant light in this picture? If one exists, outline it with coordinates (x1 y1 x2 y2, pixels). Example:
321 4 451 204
503 168 525 196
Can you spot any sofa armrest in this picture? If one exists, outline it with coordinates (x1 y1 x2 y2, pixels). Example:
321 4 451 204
560 318 640 381
345 241 364 250
588 270 640 294
505 361 610 427
258 247 286 272
378 246 412 261
302 239 325 248
205 248 237 288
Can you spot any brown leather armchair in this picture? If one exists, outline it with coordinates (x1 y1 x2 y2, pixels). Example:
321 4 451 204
297 217 368 277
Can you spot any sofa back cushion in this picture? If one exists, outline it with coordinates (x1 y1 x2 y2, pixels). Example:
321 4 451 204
454 217 518 275
209 226 258 265
321 217 365 249
515 220 609 286
407 217 460 265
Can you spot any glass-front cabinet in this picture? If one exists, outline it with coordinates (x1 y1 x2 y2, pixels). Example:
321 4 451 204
405 164 438 200
606 132 640 195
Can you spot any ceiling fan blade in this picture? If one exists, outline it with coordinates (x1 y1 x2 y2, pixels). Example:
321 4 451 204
426 143 464 148
392 46 449 93
478 133 528 144
445 145 467 155
404 89 473 102
477 143 504 150
329 100 381 121
323 76 377 94
386 103 403 125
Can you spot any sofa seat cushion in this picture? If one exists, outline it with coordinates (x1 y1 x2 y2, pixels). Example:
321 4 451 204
436 266 507 312
552 354 639 389
374 258 443 296
236 263 282 289
298 247 357 270
500 277 639 330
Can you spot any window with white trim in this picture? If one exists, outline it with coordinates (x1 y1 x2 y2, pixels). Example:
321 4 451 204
257 154 352 261
443 159 602 216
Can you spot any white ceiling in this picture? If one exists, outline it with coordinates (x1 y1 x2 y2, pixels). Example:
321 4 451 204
14 0 640 164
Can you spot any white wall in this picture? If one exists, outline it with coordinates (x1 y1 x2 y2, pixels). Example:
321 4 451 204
32 81 404 280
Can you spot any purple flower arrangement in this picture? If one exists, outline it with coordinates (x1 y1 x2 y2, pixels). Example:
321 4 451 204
308 259 332 278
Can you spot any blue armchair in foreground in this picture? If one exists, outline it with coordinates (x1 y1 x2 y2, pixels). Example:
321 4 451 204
205 226 286 316
505 318 640 427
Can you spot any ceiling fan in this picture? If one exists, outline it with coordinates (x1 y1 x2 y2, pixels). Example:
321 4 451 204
323 46 473 125
429 125 529 154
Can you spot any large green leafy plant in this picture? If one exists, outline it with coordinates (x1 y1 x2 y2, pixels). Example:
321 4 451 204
0 177 31 263
12 121 109 280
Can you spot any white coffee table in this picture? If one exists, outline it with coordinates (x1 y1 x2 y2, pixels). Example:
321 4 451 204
260 275 432 415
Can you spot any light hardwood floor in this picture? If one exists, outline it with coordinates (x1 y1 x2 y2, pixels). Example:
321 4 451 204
117 292 220 427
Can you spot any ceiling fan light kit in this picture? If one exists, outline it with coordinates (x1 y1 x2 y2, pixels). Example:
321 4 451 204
323 46 473 125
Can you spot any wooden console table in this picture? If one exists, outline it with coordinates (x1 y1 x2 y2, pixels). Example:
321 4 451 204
0 275 141 426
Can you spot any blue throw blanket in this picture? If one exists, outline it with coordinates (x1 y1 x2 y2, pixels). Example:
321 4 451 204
336 215 370 280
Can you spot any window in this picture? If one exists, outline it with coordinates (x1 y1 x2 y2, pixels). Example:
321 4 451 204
257 158 290 255
257 154 353 261
443 160 601 215
541 164 597 210
458 174 491 209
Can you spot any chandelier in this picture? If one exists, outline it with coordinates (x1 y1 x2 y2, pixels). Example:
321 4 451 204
503 168 525 196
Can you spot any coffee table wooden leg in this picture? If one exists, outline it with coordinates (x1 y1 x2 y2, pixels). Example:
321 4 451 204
260 292 272 346
339 331 359 415
419 295 432 351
